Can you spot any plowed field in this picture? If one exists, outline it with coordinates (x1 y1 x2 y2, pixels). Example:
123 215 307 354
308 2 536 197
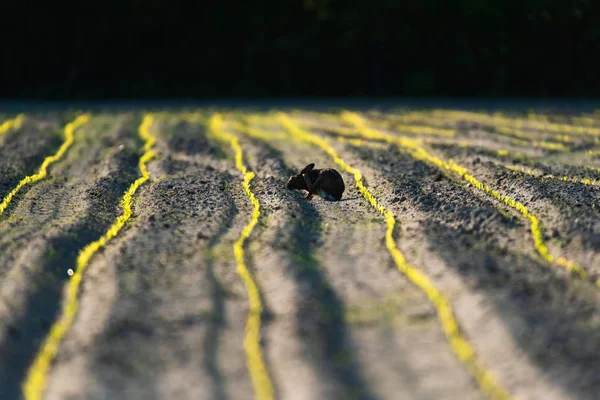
2 107 600 400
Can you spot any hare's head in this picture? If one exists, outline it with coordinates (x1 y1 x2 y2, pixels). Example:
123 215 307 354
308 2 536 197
286 163 314 191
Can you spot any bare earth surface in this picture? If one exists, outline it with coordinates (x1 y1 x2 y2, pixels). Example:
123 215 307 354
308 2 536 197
2 107 600 400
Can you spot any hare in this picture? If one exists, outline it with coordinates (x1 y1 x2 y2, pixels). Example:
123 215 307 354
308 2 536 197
286 163 345 201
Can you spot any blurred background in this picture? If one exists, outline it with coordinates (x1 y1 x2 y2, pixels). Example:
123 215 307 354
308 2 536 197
1 1 599 100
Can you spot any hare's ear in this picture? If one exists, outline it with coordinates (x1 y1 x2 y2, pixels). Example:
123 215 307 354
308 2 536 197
301 163 315 174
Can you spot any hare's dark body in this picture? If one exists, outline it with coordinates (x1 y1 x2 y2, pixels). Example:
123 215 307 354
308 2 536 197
286 163 345 201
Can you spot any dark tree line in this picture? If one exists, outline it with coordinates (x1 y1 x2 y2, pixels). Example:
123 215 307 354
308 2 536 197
2 0 599 99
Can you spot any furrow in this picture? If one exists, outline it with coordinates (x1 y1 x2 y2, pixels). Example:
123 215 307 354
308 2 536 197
341 112 596 288
42 116 246 399
428 110 600 137
277 113 512 400
21 114 156 400
506 165 600 187
207 114 274 400
234 114 394 400
0 115 90 217
365 112 574 151
334 135 600 400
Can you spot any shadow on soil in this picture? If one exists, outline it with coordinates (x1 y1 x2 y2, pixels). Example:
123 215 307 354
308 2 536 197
248 135 379 400
426 223 600 400
285 202 379 400
203 184 237 400
0 146 140 400
357 144 600 400
86 160 237 400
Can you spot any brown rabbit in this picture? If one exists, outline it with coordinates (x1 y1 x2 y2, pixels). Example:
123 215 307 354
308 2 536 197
286 163 345 201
